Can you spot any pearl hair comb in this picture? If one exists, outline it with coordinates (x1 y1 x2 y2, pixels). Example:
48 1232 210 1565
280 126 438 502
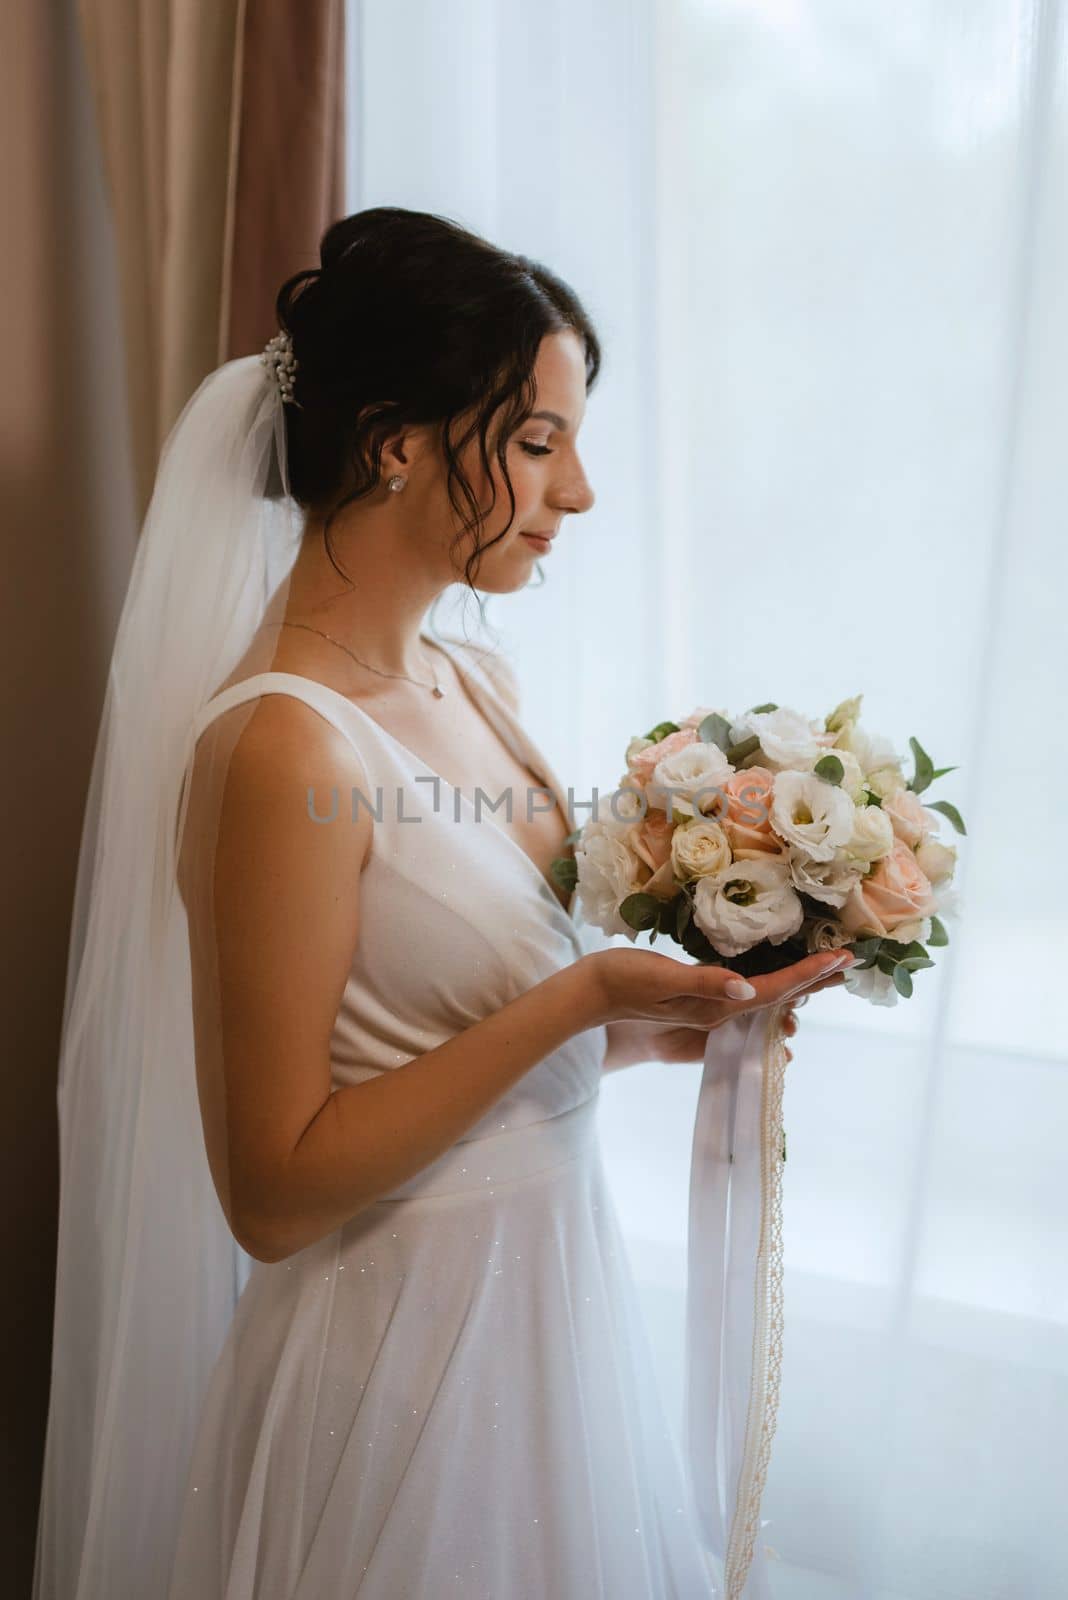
260 329 302 407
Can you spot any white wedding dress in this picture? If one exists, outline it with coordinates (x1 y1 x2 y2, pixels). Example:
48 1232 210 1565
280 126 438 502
166 635 720 1600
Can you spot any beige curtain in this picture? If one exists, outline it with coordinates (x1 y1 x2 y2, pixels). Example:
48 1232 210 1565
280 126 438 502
78 0 346 522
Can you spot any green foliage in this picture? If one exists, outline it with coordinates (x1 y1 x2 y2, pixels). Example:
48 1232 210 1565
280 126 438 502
642 720 680 744
926 799 966 835
698 712 732 752
725 734 761 766
550 855 578 892
619 892 662 931
814 753 845 785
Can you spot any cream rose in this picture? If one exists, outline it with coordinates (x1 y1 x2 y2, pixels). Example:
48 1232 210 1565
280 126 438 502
914 837 957 886
843 803 896 866
671 818 732 881
691 857 804 958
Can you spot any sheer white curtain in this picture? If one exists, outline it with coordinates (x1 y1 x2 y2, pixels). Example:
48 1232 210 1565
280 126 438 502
348 3 1067 1595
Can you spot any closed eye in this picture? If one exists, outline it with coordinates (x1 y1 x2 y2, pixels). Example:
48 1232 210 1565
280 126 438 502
519 442 552 457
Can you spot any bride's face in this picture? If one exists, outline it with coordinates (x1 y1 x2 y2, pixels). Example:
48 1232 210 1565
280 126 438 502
444 329 596 592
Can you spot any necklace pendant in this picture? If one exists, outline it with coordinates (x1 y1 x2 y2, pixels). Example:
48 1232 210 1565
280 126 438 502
432 685 446 699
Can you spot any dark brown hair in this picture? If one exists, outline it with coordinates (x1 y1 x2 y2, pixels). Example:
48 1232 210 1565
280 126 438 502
271 206 602 608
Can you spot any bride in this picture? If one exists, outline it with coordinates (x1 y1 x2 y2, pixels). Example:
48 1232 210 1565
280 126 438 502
33 206 850 1600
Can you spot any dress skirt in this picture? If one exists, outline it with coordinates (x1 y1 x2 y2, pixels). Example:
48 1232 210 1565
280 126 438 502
167 1092 719 1600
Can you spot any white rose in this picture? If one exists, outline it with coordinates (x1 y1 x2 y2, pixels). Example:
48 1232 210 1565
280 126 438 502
650 741 733 820
788 846 865 909
844 803 895 866
575 823 645 940
914 837 957 886
728 707 828 772
770 771 856 862
671 818 732 881
889 915 933 944
691 856 804 958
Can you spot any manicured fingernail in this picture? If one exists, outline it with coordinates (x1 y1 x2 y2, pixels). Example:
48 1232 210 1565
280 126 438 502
725 979 756 999
835 954 858 968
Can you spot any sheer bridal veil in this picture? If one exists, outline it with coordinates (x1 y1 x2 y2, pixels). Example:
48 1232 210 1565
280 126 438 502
33 353 305 1599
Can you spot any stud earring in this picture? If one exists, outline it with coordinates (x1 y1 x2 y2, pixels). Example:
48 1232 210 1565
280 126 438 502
387 474 407 492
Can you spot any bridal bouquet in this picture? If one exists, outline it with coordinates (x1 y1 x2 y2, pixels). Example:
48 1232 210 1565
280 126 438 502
551 694 965 1006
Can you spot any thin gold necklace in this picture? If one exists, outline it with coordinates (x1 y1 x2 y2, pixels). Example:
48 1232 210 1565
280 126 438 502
280 621 447 698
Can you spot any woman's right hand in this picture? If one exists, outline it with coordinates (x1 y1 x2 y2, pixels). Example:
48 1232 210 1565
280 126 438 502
582 945 858 1033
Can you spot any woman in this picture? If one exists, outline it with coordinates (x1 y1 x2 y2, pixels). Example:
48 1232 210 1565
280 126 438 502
34 207 849 1600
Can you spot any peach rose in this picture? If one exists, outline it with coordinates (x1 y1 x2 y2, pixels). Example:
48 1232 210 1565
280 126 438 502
630 807 675 874
627 727 696 788
882 788 939 849
839 839 938 939
718 767 783 858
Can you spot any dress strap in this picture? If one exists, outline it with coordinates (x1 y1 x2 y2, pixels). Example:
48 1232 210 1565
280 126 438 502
191 671 368 760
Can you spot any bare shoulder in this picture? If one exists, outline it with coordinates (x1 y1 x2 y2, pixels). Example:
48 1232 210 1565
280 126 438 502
446 638 521 716
179 692 375 900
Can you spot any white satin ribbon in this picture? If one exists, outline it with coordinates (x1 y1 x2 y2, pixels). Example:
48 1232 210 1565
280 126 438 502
684 1000 790 1600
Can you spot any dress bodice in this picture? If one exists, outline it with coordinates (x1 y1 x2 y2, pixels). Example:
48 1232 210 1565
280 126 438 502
191 635 608 1139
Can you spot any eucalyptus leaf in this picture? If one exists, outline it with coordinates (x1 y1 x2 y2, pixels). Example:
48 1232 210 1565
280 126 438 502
619 892 661 931
908 736 935 796
550 856 578 892
814 754 845 785
747 702 778 714
725 734 761 765
930 765 958 780
675 895 693 940
698 712 732 752
928 916 949 947
643 720 679 744
892 965 914 998
926 799 967 835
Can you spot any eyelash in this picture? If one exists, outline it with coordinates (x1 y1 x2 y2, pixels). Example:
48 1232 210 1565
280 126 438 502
518 442 552 457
